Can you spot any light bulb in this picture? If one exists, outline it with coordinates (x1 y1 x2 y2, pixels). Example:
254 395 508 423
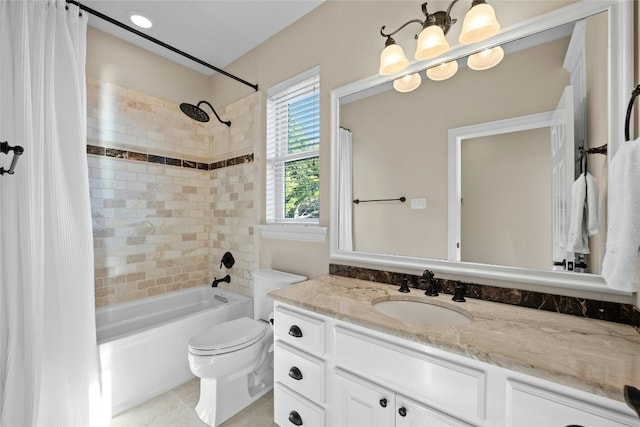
459 3 500 44
379 43 409 75
393 73 422 92
467 46 504 70
426 60 459 81
415 25 450 60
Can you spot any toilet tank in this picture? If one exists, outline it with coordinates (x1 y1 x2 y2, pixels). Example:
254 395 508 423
252 269 307 321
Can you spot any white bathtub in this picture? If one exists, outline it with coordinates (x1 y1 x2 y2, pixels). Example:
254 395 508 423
96 286 252 417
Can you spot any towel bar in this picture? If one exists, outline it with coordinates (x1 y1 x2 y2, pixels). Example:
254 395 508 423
624 84 640 142
353 197 406 204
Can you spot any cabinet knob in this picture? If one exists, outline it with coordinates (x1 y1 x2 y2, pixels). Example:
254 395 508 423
398 407 407 417
288 325 303 338
288 366 303 381
379 398 387 408
288 410 303 426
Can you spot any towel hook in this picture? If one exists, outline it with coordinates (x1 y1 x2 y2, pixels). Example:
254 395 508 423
0 141 24 176
624 85 640 142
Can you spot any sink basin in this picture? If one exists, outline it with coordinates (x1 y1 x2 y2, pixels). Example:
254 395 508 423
373 299 472 326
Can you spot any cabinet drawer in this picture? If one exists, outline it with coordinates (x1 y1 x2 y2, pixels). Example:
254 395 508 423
335 326 486 425
275 383 325 427
275 342 325 403
274 306 325 356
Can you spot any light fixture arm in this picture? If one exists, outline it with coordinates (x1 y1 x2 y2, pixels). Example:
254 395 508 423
380 0 460 41
422 0 459 34
197 101 231 127
380 19 424 40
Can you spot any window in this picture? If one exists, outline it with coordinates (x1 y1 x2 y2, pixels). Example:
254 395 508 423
266 66 320 224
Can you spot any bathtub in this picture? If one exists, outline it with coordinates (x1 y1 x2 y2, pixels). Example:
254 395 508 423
96 286 252 417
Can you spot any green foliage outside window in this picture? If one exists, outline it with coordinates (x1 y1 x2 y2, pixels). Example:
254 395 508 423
284 93 319 219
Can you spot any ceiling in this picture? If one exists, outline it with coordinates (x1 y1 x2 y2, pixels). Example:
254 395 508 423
83 1 324 76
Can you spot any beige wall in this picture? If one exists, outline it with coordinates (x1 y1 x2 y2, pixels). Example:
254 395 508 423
585 11 608 274
86 27 211 105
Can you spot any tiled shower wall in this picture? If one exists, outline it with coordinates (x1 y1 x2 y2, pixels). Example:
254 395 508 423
87 77 261 307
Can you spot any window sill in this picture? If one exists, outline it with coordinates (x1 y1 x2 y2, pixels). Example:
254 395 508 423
255 224 327 243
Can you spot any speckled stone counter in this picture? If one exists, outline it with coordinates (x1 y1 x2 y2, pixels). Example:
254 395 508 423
269 275 640 404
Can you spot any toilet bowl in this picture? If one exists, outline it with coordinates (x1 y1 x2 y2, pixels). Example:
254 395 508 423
188 269 306 426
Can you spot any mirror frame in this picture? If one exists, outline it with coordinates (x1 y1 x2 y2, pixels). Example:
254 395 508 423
329 0 634 295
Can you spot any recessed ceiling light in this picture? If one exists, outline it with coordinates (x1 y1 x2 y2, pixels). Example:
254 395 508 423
128 12 152 29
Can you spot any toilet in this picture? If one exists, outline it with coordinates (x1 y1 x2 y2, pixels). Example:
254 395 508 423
188 269 307 426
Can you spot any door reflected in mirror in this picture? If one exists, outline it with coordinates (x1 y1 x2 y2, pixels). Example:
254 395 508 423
460 127 552 270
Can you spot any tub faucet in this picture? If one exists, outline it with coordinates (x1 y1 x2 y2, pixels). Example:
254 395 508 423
211 275 231 287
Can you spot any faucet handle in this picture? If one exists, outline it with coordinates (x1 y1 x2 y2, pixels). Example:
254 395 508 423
421 270 438 296
452 282 466 302
399 277 410 293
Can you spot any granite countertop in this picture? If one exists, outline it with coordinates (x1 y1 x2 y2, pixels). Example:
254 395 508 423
269 274 640 404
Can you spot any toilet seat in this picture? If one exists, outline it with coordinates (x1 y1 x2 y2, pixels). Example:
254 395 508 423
189 317 268 356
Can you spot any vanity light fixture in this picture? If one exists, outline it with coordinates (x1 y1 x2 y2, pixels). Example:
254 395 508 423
458 0 501 44
426 60 459 81
393 73 422 92
467 46 504 70
378 0 500 76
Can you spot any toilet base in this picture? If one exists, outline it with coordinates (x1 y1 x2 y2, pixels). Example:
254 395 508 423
195 373 273 426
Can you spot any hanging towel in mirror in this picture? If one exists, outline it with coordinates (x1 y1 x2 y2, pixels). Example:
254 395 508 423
566 172 600 254
602 138 640 292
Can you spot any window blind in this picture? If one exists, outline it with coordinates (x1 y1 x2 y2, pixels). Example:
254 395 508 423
266 66 320 223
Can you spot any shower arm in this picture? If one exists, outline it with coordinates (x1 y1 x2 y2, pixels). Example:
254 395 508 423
65 0 258 92
198 101 232 127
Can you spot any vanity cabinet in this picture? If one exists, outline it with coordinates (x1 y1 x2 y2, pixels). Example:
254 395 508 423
273 305 327 427
333 368 473 427
272 302 638 427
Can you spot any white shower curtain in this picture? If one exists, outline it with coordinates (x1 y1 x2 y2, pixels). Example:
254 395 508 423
0 1 102 425
338 128 353 251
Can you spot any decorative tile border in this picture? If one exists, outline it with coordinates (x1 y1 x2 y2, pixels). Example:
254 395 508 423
329 263 640 331
86 144 254 171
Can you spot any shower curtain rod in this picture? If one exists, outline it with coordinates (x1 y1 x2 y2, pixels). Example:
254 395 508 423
66 0 259 92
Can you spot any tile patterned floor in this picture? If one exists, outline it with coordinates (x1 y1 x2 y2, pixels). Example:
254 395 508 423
108 378 278 427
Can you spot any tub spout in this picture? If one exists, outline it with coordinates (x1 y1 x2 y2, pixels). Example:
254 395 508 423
211 275 231 287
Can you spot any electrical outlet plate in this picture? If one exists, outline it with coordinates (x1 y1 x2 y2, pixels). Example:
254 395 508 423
411 198 426 209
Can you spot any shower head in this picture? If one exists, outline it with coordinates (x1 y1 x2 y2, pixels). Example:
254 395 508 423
180 102 209 122
180 100 231 127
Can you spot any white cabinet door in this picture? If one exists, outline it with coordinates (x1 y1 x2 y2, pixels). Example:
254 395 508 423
332 369 395 427
506 379 639 427
396 394 476 427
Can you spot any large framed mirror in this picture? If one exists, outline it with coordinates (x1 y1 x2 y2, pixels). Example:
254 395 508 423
329 0 633 294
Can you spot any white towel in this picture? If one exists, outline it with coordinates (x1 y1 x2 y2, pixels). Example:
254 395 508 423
602 137 640 292
566 172 600 254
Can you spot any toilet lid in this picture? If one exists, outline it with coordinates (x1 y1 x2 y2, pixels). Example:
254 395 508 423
189 317 267 355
